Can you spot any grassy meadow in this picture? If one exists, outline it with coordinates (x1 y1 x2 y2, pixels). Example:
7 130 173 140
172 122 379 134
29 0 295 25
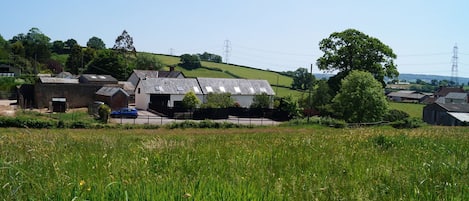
388 102 425 119
1 126 468 200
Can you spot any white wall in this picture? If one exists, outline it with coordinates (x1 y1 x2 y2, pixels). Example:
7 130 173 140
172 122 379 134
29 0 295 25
232 95 254 108
135 87 150 110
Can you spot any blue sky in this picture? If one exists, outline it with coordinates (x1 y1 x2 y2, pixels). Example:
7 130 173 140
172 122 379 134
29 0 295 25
1 0 468 77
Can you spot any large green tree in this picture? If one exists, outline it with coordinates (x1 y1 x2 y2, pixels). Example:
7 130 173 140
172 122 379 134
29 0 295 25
332 70 388 123
87 36 106 50
179 54 201 70
135 54 163 70
113 30 136 55
291 67 315 90
65 44 83 74
317 29 398 93
85 50 126 80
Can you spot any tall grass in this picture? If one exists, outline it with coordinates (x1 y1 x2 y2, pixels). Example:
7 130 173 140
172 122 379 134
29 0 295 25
1 127 468 200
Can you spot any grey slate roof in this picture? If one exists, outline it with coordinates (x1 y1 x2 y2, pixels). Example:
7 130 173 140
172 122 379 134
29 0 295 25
133 70 184 79
96 86 129 97
437 103 469 112
445 92 467 100
118 81 135 95
197 78 275 95
139 78 202 95
387 91 427 99
39 77 79 84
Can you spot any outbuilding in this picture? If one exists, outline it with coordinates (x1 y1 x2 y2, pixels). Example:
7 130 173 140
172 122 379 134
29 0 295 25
95 86 129 110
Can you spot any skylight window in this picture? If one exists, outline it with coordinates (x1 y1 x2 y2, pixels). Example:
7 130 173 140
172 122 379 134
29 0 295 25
176 86 184 91
98 75 106 79
155 86 164 92
219 86 226 92
193 87 200 93
206 86 213 93
234 87 241 93
260 88 267 93
249 87 255 94
90 75 97 79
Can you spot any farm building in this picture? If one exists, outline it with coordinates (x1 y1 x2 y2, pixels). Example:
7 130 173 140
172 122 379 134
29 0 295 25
118 81 136 103
423 102 469 126
135 78 203 111
434 87 465 98
127 69 185 87
0 64 21 77
196 78 275 108
95 86 129 110
79 74 118 85
387 90 428 103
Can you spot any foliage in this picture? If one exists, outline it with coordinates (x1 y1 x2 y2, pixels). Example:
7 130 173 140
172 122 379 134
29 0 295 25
65 44 83 74
51 40 65 54
201 93 234 108
388 102 424 119
135 53 163 70
283 116 347 128
86 36 106 50
182 91 200 110
274 95 302 119
165 120 247 129
391 117 425 129
197 52 222 63
112 30 136 55
85 49 127 80
98 104 111 123
383 109 410 122
317 29 398 93
250 92 271 109
179 54 201 70
291 67 315 90
299 79 333 114
332 70 388 123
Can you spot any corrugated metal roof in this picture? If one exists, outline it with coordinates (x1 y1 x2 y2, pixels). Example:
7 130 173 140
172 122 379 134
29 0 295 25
438 103 469 112
447 112 469 122
80 74 118 82
197 78 275 95
96 86 129 97
387 91 426 99
39 77 79 84
139 78 203 95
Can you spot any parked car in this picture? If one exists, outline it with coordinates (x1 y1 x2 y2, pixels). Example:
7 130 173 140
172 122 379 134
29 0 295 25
110 108 138 118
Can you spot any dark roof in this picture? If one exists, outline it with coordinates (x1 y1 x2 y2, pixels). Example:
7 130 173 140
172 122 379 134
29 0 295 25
197 78 275 95
80 74 118 83
118 81 135 93
387 91 427 99
39 77 79 84
437 103 469 112
139 78 202 95
435 87 465 97
133 70 184 79
96 86 129 97
56 72 75 79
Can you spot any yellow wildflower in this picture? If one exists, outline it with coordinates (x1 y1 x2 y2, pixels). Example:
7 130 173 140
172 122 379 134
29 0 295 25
79 180 85 186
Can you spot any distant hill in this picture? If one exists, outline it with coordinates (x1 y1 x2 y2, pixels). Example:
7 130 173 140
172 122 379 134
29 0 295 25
397 74 469 84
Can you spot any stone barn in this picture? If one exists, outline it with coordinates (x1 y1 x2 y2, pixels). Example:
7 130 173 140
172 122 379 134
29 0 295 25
95 86 129 110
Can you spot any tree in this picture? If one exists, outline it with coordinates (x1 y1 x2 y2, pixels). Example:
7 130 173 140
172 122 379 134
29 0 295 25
291 67 315 90
65 44 83 74
251 93 271 109
51 40 65 54
317 29 398 93
182 91 200 110
85 49 126 80
64 38 78 54
87 36 106 50
23 28 51 63
198 52 222 63
332 70 388 123
135 54 163 70
201 93 234 108
273 95 301 120
113 30 136 55
179 54 201 70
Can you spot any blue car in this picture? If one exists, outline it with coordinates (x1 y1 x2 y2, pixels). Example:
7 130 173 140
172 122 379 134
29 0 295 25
110 108 138 118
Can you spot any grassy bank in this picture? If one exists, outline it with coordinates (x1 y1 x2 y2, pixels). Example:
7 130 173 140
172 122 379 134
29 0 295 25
1 126 468 200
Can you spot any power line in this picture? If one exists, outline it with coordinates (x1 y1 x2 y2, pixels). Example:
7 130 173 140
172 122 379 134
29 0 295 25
223 39 232 64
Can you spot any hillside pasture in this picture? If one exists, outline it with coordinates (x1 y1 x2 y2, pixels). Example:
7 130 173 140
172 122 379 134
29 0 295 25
1 126 468 200
388 102 425 119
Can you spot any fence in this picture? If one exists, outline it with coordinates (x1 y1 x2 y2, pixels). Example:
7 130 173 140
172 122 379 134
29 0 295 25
112 115 280 126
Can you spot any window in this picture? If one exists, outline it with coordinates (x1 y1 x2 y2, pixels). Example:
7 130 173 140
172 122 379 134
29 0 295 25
249 87 255 94
155 86 164 92
219 86 226 92
177 86 184 91
260 88 267 93
90 75 97 79
206 86 213 93
138 88 141 94
193 87 200 93
98 75 106 79
234 87 241 93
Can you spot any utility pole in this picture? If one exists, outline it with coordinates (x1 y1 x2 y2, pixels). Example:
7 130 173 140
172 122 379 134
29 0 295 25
451 44 458 86
307 64 313 123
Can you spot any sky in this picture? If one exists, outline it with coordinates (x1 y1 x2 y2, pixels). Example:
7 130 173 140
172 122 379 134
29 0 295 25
1 0 469 77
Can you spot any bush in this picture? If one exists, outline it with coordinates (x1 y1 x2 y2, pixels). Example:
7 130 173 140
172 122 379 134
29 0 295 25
391 117 425 129
384 109 410 122
98 104 111 123
283 116 347 128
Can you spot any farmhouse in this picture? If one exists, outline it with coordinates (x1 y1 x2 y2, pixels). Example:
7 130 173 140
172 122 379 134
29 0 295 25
197 77 275 108
423 102 469 126
135 78 203 111
434 86 465 98
0 64 21 77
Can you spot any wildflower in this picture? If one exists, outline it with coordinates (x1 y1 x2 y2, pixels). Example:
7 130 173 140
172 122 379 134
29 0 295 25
79 180 85 186
183 193 192 198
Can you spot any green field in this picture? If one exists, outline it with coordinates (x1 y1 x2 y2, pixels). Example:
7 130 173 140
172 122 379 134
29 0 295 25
1 126 468 200
388 102 425 119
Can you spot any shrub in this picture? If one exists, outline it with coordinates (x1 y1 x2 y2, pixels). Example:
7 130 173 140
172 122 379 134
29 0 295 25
283 116 347 128
391 117 425 129
98 104 111 123
384 109 410 122
371 135 395 149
